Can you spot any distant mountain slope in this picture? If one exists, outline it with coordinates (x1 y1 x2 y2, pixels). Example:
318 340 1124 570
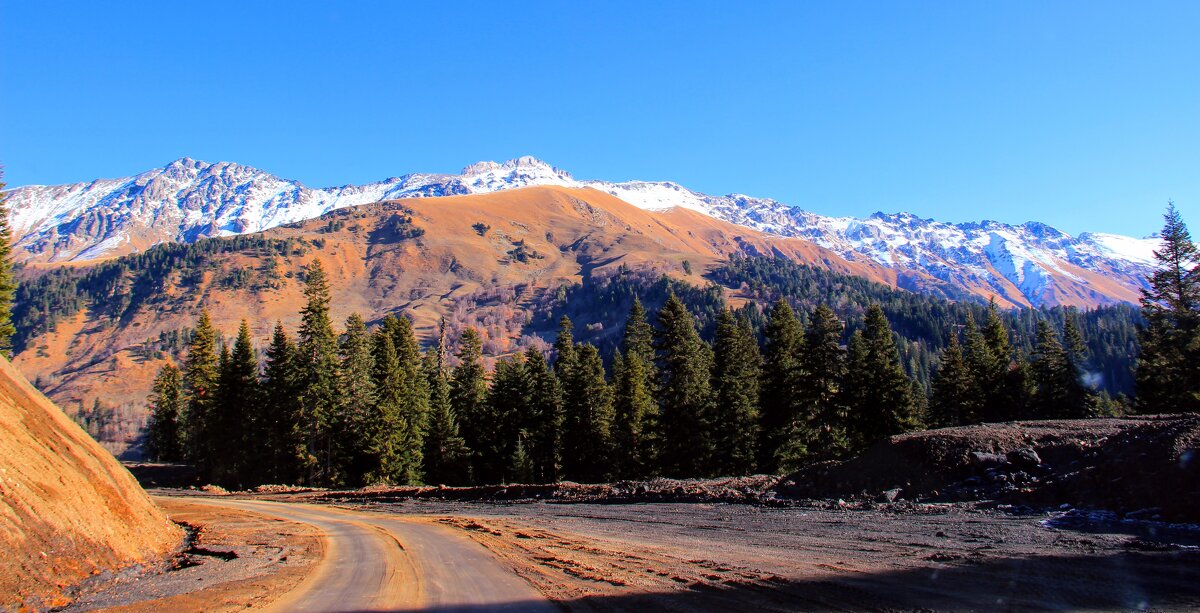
0 354 181 609
5 156 1158 307
16 186 912 423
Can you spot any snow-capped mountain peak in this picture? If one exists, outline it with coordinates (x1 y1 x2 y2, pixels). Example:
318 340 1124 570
3 157 1161 307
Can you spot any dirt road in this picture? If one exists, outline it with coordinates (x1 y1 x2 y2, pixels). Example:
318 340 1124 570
192 498 554 612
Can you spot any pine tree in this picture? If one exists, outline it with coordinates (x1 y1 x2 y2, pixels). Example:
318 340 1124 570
210 320 261 486
338 313 377 484
296 260 342 486
560 343 614 482
710 309 761 476
1137 203 1200 413
553 316 578 380
261 322 301 484
450 327 489 483
486 355 530 484
980 299 1023 421
929 333 974 427
390 315 430 475
1030 319 1091 419
422 345 471 485
654 294 715 477
523 347 562 483
758 298 805 473
182 310 220 465
0 170 16 355
145 363 184 462
611 300 658 478
791 304 849 464
844 305 919 451
370 328 422 484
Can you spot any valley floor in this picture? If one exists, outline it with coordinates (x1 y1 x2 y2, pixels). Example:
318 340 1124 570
68 492 1200 612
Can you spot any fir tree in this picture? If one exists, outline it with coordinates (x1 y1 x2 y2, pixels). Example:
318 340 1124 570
979 299 1024 421
370 328 422 484
523 347 562 483
929 333 974 427
211 320 261 486
796 304 854 463
710 309 761 476
553 316 578 380
338 313 377 484
182 310 220 465
560 343 614 482
654 294 715 477
845 305 919 451
145 363 184 462
611 300 658 478
1030 319 1091 419
450 327 489 483
486 355 530 483
389 315 430 472
422 345 471 485
758 298 805 473
262 322 301 484
1136 203 1200 413
296 260 342 485
0 170 16 355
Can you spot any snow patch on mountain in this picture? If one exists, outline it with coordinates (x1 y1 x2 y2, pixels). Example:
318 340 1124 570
3 156 1161 307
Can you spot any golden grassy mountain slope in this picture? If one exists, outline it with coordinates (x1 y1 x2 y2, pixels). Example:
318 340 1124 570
13 186 965 451
0 354 182 608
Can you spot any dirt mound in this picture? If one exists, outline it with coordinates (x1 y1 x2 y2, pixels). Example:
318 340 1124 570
0 356 182 609
777 415 1200 521
311 475 778 505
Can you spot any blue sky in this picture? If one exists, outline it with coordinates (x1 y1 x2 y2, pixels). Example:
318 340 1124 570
1 1 1197 237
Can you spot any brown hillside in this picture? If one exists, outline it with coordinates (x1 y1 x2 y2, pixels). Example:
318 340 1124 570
13 186 952 451
0 354 182 609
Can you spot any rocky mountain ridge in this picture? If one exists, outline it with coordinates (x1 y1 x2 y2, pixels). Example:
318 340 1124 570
5 156 1158 307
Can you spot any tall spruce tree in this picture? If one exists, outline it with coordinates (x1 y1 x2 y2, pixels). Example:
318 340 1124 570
1137 203 1200 413
389 315 430 470
338 313 377 484
611 299 658 478
450 328 489 483
560 343 614 482
182 310 220 465
423 345 471 485
146 363 184 462
711 310 761 476
486 355 531 483
654 294 715 477
758 298 806 473
262 322 301 484
523 347 562 483
844 305 919 451
929 333 974 427
0 170 16 355
1030 319 1091 419
370 328 423 484
297 260 342 486
210 320 260 486
979 299 1024 421
793 304 849 463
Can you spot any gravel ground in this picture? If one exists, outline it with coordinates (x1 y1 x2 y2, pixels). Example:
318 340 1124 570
336 498 1200 611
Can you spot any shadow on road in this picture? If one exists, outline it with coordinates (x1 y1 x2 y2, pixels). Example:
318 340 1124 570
342 549 1200 611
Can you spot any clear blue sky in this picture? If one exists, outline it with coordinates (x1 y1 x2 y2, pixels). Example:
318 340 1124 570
2 1 1197 237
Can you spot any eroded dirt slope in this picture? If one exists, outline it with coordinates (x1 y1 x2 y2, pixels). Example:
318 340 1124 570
779 415 1200 521
0 355 182 609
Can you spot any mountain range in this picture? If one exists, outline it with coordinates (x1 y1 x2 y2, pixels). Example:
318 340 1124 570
5 156 1158 308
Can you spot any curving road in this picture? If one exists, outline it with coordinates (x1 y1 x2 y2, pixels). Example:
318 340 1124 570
188 498 554 612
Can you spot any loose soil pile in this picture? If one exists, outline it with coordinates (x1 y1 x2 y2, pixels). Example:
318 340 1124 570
777 415 1200 521
0 356 182 609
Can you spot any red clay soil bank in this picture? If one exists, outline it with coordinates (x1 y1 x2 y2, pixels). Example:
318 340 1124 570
0 357 182 609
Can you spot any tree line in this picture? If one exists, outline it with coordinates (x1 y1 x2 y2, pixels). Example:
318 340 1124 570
146 259 1126 488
